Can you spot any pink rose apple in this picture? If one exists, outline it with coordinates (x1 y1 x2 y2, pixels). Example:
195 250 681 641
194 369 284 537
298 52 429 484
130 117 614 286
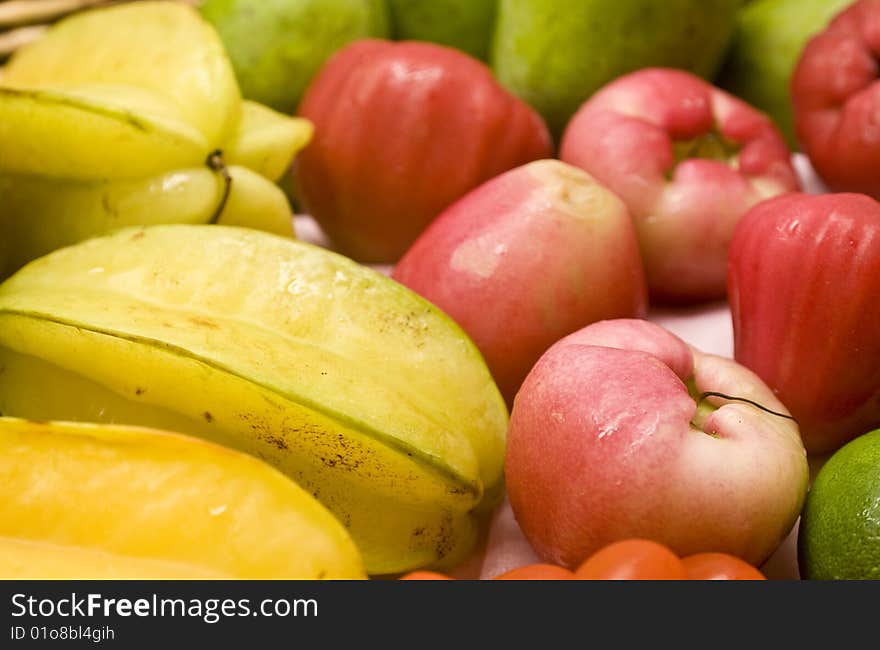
791 0 880 199
294 38 553 263
505 318 808 569
728 192 880 455
392 159 647 404
559 67 799 303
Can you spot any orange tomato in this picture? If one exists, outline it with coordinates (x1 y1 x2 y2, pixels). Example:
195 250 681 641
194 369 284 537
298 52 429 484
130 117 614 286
574 539 688 580
493 564 576 580
399 571 454 580
681 553 767 580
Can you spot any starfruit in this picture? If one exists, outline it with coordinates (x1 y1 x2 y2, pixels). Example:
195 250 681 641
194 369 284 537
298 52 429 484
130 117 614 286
0 416 365 579
0 3 311 279
0 85 209 180
2 0 241 148
0 164 295 278
0 225 508 575
225 101 315 183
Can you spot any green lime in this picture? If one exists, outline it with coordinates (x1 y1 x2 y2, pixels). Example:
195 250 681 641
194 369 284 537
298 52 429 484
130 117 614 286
799 429 880 580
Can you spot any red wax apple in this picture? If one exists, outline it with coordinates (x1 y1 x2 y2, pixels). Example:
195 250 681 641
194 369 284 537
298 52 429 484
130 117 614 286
791 0 880 199
505 319 808 569
392 159 647 404
294 39 553 263
727 192 880 455
559 67 799 303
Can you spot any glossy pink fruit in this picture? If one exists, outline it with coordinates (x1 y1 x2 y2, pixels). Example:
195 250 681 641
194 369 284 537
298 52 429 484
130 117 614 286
791 0 880 199
506 318 808 569
728 192 880 454
392 159 648 404
294 38 553 263
560 67 799 303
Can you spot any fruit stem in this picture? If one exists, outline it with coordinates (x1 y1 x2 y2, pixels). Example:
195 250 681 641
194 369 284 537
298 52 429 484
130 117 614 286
206 149 232 224
697 391 796 422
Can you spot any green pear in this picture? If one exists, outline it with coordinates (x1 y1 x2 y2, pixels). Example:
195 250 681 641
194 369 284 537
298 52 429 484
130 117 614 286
717 0 852 149
492 0 740 137
387 0 497 60
200 0 389 114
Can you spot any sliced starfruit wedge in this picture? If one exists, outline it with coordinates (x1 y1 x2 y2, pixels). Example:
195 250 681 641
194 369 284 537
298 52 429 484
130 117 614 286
2 0 241 147
0 86 208 180
0 416 365 579
0 165 294 279
224 101 314 183
0 225 508 575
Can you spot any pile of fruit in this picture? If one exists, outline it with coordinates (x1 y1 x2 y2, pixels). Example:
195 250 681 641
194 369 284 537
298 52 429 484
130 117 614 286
0 0 878 581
